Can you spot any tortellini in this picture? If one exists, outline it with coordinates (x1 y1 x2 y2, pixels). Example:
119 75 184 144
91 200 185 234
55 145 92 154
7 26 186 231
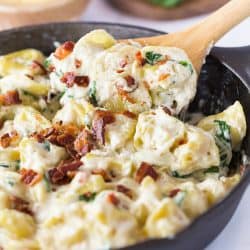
0 29 247 250
198 101 246 150
0 49 45 77
134 108 220 175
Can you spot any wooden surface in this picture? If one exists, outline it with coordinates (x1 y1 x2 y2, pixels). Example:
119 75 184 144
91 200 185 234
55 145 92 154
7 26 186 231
0 0 89 31
108 0 229 20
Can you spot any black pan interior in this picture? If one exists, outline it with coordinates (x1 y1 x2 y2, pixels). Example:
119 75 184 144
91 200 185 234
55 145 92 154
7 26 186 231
0 22 249 250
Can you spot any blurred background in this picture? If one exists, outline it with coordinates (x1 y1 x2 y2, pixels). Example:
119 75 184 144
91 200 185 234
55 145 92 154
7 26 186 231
0 1 249 250
0 0 249 47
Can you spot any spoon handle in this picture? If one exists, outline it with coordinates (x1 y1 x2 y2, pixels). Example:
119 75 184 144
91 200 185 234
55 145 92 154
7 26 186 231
187 0 250 47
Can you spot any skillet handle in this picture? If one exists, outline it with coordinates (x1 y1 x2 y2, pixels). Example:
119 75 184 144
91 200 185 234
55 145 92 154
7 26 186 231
211 46 250 85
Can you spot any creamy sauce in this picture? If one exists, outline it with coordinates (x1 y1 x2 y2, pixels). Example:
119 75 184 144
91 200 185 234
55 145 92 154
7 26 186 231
0 30 247 250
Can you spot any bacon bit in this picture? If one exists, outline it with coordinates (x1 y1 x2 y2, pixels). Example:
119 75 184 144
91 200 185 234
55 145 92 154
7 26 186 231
143 81 150 90
122 110 137 119
48 159 82 185
162 106 172 115
0 131 19 148
32 122 80 158
25 74 34 80
91 169 112 182
116 185 133 199
135 51 146 66
169 188 181 198
116 69 124 74
74 76 89 87
92 110 115 145
10 196 33 215
75 59 82 68
0 90 21 106
116 87 136 104
61 72 89 88
20 169 42 186
74 129 95 156
31 60 47 75
135 162 159 184
119 59 128 68
156 56 169 65
158 73 170 81
0 133 11 148
54 41 75 60
124 75 135 87
61 72 75 88
107 193 120 206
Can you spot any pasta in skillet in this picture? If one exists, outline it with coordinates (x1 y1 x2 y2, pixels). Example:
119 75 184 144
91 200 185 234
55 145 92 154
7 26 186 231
0 30 247 250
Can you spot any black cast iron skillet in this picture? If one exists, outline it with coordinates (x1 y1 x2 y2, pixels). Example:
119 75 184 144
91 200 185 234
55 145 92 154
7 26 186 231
0 22 249 250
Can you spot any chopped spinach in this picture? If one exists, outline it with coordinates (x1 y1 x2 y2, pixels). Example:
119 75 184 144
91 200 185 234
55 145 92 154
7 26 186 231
145 51 163 65
44 58 51 70
214 120 232 168
79 192 97 202
88 81 98 106
15 160 20 171
43 173 51 192
58 90 66 99
204 166 219 174
179 60 194 74
0 164 9 168
42 141 51 152
22 90 39 100
172 171 191 178
7 180 15 186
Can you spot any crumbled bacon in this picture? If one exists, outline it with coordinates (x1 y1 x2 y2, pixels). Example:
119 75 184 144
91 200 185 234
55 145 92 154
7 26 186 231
0 90 21 106
31 60 47 75
75 59 82 68
116 69 124 74
158 73 170 81
25 74 35 80
135 162 159 184
74 129 95 156
32 122 80 158
74 76 89 87
116 185 133 198
169 189 181 198
116 87 136 104
10 196 33 215
135 51 146 66
48 159 82 185
143 80 150 90
61 72 89 88
61 72 76 88
20 169 42 186
0 133 11 148
91 169 112 182
0 131 19 148
107 193 120 206
54 41 75 60
162 106 172 115
122 110 137 119
124 75 136 87
92 110 115 145
119 59 128 68
156 56 169 65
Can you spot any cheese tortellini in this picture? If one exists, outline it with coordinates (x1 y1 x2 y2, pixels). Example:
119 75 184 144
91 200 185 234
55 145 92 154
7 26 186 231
0 29 247 250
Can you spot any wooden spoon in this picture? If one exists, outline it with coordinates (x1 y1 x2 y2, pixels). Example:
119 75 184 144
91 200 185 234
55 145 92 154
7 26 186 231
122 0 250 73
